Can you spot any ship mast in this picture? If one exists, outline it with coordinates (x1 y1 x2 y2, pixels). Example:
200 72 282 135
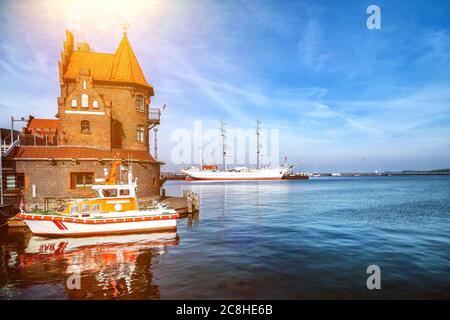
256 115 261 170
221 117 227 171
198 132 203 168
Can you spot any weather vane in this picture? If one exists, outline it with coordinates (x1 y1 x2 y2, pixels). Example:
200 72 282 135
121 22 130 34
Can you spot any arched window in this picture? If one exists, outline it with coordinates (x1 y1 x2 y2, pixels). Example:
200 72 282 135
71 99 77 107
83 80 87 90
92 100 99 108
136 124 145 142
81 94 89 107
81 120 90 134
136 95 144 112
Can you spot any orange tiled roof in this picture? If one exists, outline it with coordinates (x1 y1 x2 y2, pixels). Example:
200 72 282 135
63 33 151 88
27 119 60 130
12 146 156 162
63 52 114 82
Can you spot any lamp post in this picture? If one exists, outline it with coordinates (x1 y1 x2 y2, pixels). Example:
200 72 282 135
10 116 26 144
153 100 167 162
0 128 3 205
154 127 158 161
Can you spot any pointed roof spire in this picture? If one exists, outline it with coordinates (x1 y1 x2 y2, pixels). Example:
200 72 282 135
62 26 153 93
110 26 150 88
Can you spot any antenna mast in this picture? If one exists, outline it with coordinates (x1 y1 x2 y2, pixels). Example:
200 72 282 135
256 115 261 169
221 117 227 171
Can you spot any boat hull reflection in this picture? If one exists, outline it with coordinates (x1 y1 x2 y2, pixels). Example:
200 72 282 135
15 232 180 299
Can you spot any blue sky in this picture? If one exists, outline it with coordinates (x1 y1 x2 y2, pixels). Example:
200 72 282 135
0 0 449 172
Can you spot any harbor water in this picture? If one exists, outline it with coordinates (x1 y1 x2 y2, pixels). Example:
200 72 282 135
1 176 449 299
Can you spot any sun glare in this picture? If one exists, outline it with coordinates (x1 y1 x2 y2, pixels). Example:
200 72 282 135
64 0 160 33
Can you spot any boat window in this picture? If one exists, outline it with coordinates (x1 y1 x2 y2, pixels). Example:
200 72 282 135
119 189 130 196
103 189 117 197
70 205 80 214
92 203 100 213
81 204 90 214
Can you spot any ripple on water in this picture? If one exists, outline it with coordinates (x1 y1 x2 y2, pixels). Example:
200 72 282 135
1 176 449 299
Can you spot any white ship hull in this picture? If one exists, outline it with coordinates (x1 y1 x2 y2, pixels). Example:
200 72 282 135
18 212 178 237
181 167 291 181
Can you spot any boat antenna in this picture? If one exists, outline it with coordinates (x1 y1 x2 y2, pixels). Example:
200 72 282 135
256 115 261 170
221 117 227 171
129 153 133 184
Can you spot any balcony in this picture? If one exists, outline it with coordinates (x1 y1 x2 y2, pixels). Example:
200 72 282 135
148 108 160 129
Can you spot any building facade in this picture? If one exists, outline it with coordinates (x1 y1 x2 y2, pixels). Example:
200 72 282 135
1 30 161 210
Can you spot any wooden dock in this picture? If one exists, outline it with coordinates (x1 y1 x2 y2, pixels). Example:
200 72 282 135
0 204 23 228
160 190 200 215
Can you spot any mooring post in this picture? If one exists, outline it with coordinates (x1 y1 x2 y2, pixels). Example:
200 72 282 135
187 196 193 213
193 194 199 211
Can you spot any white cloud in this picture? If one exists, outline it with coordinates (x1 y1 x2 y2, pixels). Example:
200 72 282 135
297 20 329 71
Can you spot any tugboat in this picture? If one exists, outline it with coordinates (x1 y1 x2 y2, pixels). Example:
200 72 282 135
17 160 178 237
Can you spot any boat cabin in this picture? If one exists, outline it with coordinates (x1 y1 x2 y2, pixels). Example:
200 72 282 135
55 159 139 216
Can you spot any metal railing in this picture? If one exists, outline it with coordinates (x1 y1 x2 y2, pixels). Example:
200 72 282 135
18 133 58 147
1 133 20 156
149 108 160 122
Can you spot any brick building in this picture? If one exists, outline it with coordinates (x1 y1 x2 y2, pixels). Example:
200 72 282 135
1 30 161 210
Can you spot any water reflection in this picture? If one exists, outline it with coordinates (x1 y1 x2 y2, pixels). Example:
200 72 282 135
0 231 179 299
2 177 449 299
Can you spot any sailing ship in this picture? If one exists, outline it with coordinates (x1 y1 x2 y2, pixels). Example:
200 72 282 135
17 159 178 237
181 117 294 181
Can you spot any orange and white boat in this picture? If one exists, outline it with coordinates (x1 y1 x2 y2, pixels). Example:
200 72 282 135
18 160 178 237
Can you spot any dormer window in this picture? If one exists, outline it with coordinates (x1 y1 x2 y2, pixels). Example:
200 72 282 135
92 100 99 108
136 95 144 112
71 99 77 107
81 94 89 107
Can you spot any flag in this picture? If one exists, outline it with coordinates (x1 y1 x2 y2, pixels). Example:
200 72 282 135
19 198 25 213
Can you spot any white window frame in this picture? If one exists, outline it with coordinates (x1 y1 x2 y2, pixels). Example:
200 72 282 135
136 95 145 112
81 94 89 107
137 124 145 142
